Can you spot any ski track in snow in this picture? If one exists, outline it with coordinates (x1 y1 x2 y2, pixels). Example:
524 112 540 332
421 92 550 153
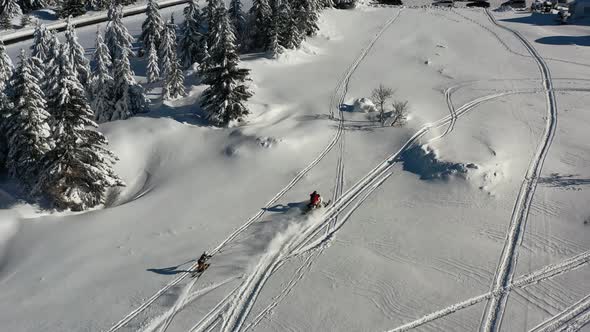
480 9 559 332
138 276 239 332
386 250 590 332
529 293 590 332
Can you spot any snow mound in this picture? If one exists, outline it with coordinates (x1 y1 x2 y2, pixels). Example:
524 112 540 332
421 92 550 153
224 130 283 156
401 145 477 180
352 98 377 113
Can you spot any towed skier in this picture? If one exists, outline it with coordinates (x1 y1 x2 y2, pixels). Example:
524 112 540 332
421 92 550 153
191 251 211 277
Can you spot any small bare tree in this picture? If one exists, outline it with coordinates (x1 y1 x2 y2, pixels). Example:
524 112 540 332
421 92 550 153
371 84 394 126
391 100 409 126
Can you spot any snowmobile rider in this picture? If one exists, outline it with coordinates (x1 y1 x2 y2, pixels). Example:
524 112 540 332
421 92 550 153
309 191 322 209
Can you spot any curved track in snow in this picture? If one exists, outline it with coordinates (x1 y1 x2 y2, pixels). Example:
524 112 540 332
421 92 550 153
480 9 559 332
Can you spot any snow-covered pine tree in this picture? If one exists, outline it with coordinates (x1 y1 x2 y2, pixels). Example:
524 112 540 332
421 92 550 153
0 41 14 169
19 0 45 12
197 38 210 74
146 36 160 83
140 0 164 55
228 0 246 44
58 0 87 18
105 4 134 61
201 4 252 126
0 41 13 91
31 23 51 62
43 31 61 101
204 0 218 30
294 0 319 37
162 26 185 100
90 31 115 123
112 47 148 120
6 50 51 186
248 0 272 50
65 17 91 87
178 0 202 69
158 18 174 78
278 0 301 49
268 0 283 57
34 43 124 211
1 0 22 29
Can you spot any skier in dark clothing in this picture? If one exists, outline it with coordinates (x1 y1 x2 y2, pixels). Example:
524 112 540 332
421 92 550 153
194 251 211 275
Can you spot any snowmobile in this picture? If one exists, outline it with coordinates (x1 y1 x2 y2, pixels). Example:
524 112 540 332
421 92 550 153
191 252 212 278
304 191 331 214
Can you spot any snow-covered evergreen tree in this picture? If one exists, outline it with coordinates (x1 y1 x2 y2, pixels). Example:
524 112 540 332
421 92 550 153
34 44 124 211
0 41 14 169
158 19 174 78
31 23 51 62
201 4 252 126
228 0 246 44
65 18 91 87
162 28 185 100
268 0 283 57
0 41 13 90
178 0 202 69
1 0 22 29
58 0 87 18
248 0 272 50
19 0 45 12
278 0 302 49
139 0 164 54
90 31 115 123
205 0 222 50
294 0 319 37
6 50 51 186
146 37 160 83
43 31 61 100
197 38 210 74
112 47 148 120
105 5 134 61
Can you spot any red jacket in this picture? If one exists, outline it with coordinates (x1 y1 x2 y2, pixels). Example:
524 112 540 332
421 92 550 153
310 193 321 205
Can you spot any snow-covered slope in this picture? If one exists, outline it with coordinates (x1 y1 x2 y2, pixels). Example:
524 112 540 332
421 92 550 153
1 4 589 332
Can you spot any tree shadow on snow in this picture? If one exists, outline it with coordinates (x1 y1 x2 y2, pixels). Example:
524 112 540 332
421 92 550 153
535 35 590 46
146 259 196 275
140 99 209 127
500 13 590 27
30 9 58 21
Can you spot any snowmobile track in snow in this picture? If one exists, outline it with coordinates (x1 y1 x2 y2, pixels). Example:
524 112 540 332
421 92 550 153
386 250 590 332
479 8 558 332
529 293 590 332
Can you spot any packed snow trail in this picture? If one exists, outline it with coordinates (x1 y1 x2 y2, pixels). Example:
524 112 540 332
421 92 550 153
529 294 590 332
480 9 558 332
386 250 590 332
138 276 240 332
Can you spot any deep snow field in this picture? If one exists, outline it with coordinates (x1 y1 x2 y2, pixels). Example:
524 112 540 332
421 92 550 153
1 2 589 332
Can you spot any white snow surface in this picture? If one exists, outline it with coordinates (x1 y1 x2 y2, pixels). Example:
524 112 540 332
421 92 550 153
1 5 590 332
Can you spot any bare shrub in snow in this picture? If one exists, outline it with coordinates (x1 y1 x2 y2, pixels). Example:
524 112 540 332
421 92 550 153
371 84 394 126
390 100 409 126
